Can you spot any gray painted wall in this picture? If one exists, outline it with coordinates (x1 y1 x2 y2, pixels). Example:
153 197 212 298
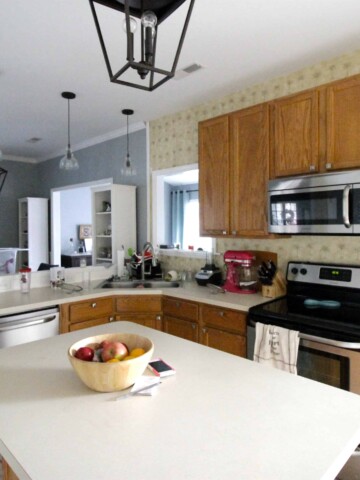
0 160 41 247
0 128 147 253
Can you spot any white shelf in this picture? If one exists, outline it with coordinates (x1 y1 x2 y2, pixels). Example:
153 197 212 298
91 185 136 267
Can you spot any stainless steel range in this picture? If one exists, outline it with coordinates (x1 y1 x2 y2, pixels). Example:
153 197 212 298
248 261 360 395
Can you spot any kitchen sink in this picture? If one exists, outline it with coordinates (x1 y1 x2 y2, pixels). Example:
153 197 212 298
98 279 180 289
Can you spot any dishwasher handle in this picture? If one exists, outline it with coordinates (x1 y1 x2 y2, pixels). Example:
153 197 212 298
0 315 58 333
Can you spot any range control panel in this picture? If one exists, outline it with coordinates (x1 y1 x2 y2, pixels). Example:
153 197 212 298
287 261 360 288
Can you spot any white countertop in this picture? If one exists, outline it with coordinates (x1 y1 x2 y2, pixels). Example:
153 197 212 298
0 281 269 316
1 321 360 480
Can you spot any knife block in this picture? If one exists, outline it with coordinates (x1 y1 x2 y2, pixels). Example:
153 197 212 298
261 271 287 298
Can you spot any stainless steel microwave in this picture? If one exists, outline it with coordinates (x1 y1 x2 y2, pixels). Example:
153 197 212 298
268 170 360 234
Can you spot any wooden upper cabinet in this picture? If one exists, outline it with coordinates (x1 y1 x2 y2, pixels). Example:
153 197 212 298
199 115 230 236
230 104 270 237
326 75 360 171
272 89 320 177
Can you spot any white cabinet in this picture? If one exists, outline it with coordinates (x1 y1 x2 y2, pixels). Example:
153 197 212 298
18 197 49 270
92 185 136 267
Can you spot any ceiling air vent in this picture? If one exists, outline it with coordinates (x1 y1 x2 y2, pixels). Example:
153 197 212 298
27 137 42 143
175 63 204 80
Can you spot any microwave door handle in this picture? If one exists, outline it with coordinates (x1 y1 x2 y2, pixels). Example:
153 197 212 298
342 185 352 228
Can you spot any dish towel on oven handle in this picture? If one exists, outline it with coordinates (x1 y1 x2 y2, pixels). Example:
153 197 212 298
253 322 300 374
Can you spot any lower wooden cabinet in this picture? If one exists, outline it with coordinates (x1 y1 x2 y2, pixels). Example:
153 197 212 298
115 295 162 330
2 459 19 480
199 304 247 358
60 296 115 333
163 297 199 342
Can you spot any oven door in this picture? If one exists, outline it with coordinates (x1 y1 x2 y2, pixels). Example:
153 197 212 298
268 184 353 234
247 325 360 394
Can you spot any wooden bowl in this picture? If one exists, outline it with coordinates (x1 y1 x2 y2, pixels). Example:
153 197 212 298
68 333 154 392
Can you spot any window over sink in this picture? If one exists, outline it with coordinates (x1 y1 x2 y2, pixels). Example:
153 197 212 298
152 164 214 255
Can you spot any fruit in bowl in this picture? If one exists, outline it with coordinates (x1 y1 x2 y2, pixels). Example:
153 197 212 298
68 333 154 392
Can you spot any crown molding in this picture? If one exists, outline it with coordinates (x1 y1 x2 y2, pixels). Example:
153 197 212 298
1 154 38 164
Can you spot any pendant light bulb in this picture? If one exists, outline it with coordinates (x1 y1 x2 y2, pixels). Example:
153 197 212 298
59 92 79 171
122 16 137 34
121 109 136 177
141 10 157 31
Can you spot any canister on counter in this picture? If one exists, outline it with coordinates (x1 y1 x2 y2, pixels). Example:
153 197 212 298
19 267 31 293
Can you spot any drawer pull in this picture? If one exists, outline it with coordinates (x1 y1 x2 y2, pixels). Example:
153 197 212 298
202 328 207 333
191 323 196 329
109 317 114 322
156 315 162 321
176 302 180 308
91 303 97 308
218 311 224 317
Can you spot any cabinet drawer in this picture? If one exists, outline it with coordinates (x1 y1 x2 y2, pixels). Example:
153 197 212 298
69 297 113 323
163 297 198 322
200 305 246 335
115 314 162 330
116 295 162 313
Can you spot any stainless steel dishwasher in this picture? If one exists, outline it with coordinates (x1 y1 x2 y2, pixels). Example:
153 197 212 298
0 307 59 348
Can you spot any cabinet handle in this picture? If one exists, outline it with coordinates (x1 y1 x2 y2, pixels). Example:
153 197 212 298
309 165 316 172
218 311 224 317
325 162 332 170
191 323 196 329
222 231 227 235
156 315 162 321
232 230 237 235
175 302 180 308
202 327 207 333
109 317 115 322
91 303 97 308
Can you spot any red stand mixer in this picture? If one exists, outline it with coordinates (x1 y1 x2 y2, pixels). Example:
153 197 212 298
223 251 258 294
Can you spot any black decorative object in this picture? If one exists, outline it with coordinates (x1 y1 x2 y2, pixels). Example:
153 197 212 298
0 167 7 193
121 109 136 176
88 0 195 91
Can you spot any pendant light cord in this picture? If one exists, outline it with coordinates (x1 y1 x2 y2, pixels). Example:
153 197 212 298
67 99 71 149
126 114 129 156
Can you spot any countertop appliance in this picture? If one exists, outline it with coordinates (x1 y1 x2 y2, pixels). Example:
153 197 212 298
223 250 257 294
268 169 360 235
247 260 360 479
0 307 59 348
195 252 222 286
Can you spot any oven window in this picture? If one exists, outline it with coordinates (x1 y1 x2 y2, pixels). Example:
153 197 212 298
297 346 349 390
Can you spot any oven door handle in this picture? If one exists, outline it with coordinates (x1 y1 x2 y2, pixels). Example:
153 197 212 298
343 184 352 228
0 315 58 333
249 319 360 350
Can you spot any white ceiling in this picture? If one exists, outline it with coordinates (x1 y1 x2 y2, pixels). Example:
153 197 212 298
2 0 360 162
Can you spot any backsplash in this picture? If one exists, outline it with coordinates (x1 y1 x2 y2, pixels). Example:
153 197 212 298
150 48 360 274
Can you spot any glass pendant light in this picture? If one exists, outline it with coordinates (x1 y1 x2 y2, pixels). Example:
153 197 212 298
59 92 79 170
121 109 136 176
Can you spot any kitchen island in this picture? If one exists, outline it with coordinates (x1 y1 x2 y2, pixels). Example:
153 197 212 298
1 322 360 480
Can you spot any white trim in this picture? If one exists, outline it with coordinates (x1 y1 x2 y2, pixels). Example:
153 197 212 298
38 121 146 162
1 154 38 163
146 122 151 242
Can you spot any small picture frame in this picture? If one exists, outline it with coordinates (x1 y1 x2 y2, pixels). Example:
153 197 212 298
79 224 92 239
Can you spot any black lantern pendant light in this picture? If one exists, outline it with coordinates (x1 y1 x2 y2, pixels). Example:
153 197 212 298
59 92 79 170
121 109 136 176
0 167 8 193
88 0 195 91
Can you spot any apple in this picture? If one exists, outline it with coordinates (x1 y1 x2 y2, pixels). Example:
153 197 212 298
101 341 128 362
74 346 94 362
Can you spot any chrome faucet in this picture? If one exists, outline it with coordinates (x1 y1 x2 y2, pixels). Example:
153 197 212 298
141 242 157 281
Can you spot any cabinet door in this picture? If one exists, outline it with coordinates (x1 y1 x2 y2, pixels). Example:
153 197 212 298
69 316 113 332
200 325 246 357
199 115 231 236
115 314 162 330
326 75 360 171
272 89 320 177
163 297 198 322
231 104 270 237
163 315 198 342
